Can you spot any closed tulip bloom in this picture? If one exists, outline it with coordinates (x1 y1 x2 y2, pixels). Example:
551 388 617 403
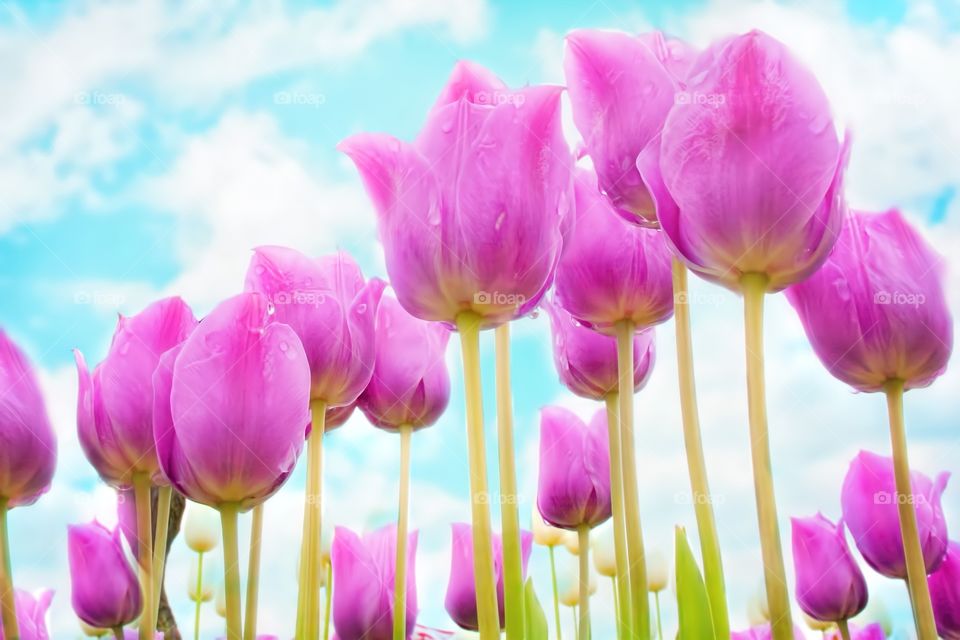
153 293 311 509
591 524 617 577
331 524 418 640
791 514 867 621
785 209 953 392
0 589 53 640
646 549 669 593
928 541 960 639
564 29 696 224
339 61 573 328
445 523 533 631
0 330 56 507
245 246 386 408
537 406 612 529
555 170 674 332
358 295 451 430
531 506 565 548
731 625 805 640
841 450 949 578
67 521 142 629
544 300 655 400
74 297 197 487
824 623 886 640
183 502 220 554
637 30 850 292
557 554 597 607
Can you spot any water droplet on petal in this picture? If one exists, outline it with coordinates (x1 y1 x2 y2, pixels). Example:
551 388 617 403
495 211 506 230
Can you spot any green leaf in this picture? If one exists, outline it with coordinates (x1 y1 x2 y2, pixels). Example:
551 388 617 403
675 526 716 640
524 576 550 640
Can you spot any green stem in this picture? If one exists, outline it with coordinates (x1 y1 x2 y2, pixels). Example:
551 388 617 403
393 425 413 640
885 379 938 640
194 551 204 640
550 545 562 640
654 591 663 640
456 312 501 639
611 577 619 638
741 273 792 640
132 473 154 640
299 400 327 638
150 486 172 634
578 526 591 640
243 503 265 640
615 320 649 640
0 499 19 640
672 258 729 638
323 560 333 640
495 323 526 640
113 628 125 640
604 392 633 640
220 503 243 640
837 619 851 640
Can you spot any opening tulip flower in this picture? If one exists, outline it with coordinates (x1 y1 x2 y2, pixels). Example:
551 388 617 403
0 589 53 640
68 521 142 632
331 524 418 640
790 514 868 624
928 541 960 639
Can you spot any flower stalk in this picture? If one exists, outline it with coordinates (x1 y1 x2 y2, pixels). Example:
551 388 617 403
244 503 265 640
603 392 633 640
220 503 243 640
393 425 413 640
132 472 155 640
0 498 19 640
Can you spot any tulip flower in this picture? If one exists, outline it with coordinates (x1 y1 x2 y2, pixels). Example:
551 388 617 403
791 514 868 623
0 330 57 640
445 523 533 632
928 540 960 640
184 503 220 555
592 525 617 579
68 521 142 631
331 524 418 640
746 585 770 627
841 451 949 578
731 625 805 640
0 589 53 640
154 292 310 639
824 623 886 640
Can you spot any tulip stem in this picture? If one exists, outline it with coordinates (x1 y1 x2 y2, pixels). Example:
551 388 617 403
672 257 729 638
495 323 526 640
611 577 619 637
604 392 633 640
456 311 501 640
550 545 562 640
741 273 792 640
654 591 663 640
194 551 204 640
578 526 591 640
297 400 328 639
323 560 333 640
837 619 851 640
150 485 172 634
885 379 938 640
132 473 155 640
113 627 124 640
615 320 650 640
0 499 19 640
220 502 243 640
393 425 413 640
243 503 264 640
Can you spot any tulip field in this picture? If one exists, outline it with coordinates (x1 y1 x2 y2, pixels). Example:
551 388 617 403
0 2 957 640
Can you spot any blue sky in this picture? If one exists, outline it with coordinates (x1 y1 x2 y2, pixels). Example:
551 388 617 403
1 0 959 637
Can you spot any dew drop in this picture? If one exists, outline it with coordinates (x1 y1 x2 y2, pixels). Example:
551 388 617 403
356 303 368 315
494 211 506 230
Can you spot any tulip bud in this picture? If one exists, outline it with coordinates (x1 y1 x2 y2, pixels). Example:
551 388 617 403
67 521 142 629
183 502 220 553
824 623 886 640
215 584 227 618
0 589 54 640
802 614 832 632
746 584 770 626
562 530 580 556
531 506 565 548
791 514 867 622
646 549 668 593
79 620 108 637
928 540 960 640
558 554 597 607
187 555 213 603
591 524 617 577
732 624 806 640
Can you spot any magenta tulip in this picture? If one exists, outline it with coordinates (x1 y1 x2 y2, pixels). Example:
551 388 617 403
0 330 56 507
339 60 573 327
564 29 696 224
731 624 805 640
74 297 197 487
928 540 960 639
68 521 142 629
824 623 885 640
245 246 385 408
445 523 533 631
637 30 850 292
537 406 612 529
785 209 953 392
331 524 418 640
841 450 949 579
554 169 674 332
358 295 451 431
791 514 867 622
153 292 310 509
0 589 53 640
544 300 655 401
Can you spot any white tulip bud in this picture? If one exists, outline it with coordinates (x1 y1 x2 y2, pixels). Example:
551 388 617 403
746 583 770 626
646 549 668 593
184 503 220 553
562 530 580 556
558 554 597 607
591 523 617 577
215 584 227 618
532 506 565 547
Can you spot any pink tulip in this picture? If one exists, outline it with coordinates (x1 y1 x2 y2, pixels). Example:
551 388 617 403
331 524 418 640
824 623 885 640
445 523 533 631
544 300 655 400
537 406 612 529
554 169 674 332
731 624 806 640
68 521 142 629
74 297 197 487
358 295 451 431
564 29 696 224
786 209 953 392
245 246 386 408
637 30 850 292
791 514 867 622
928 540 960 639
0 330 56 507
339 61 573 328
0 589 53 640
841 451 949 579
153 292 311 509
